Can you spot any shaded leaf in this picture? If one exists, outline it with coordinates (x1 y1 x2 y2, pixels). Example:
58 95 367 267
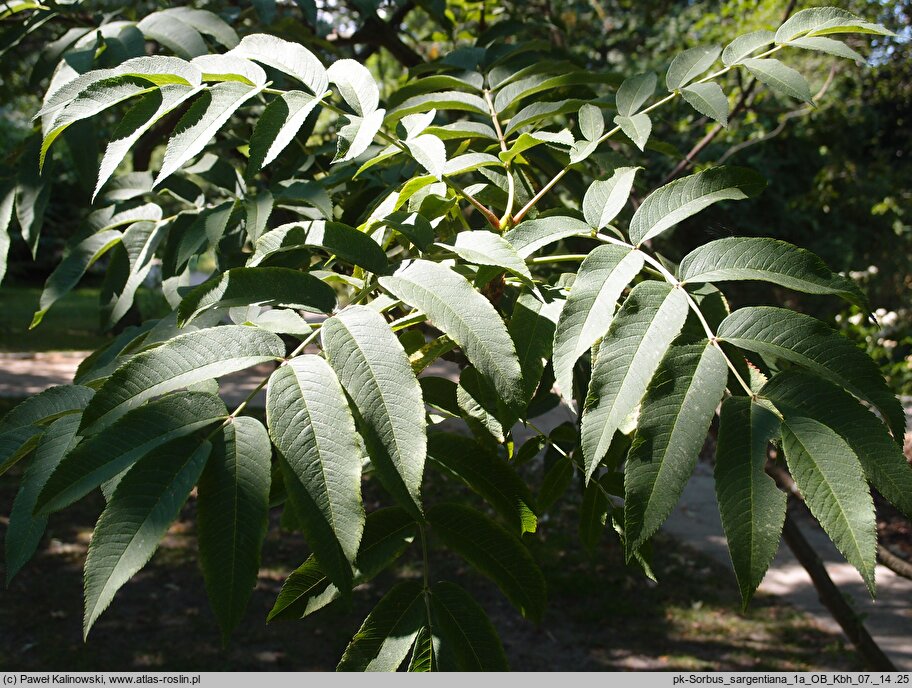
679 237 867 308
431 582 509 671
36 392 226 514
615 72 656 117
198 417 272 640
83 436 212 637
714 397 785 607
178 267 336 325
428 432 537 534
81 326 282 430
717 307 905 441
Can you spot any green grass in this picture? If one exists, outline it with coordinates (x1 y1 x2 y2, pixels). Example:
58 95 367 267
0 287 114 352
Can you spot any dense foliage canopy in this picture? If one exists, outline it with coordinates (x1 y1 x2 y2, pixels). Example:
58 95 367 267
0 0 909 671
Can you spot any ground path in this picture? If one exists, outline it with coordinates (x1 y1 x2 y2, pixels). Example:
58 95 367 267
2 351 911 669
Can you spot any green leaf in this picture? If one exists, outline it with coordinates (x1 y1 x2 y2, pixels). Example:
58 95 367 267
457 366 511 445
268 507 417 622
679 237 867 308
191 53 267 87
717 307 905 441
198 417 272 640
425 121 497 141
786 36 864 62
0 425 43 477
101 221 168 328
334 109 386 163
538 453 574 513
714 397 785 607
16 135 49 258
780 417 877 595
0 384 93 433
36 392 227 514
31 230 123 328
177 267 337 325
431 582 509 671
552 245 644 402
681 82 729 126
742 58 813 104
40 76 160 168
137 12 207 58
156 81 262 186
495 72 596 113
83 436 211 637
445 230 532 282
761 370 912 520
443 152 501 176
503 216 593 258
406 134 447 180
628 166 765 246
0 184 14 284
247 91 322 176
578 104 604 141
337 581 426 671
613 113 651 151
616 72 656 117
408 627 437 673
390 73 482 106
386 91 488 122
428 432 537 534
579 475 612 556
251 220 388 274
95 84 201 198
504 98 593 137
327 59 379 116
321 306 426 518
429 503 546 621
722 30 775 66
509 288 564 402
624 342 728 553
6 414 81 584
245 189 273 242
666 46 721 91
499 130 574 165
379 260 524 407
775 8 891 44
81 326 283 430
582 166 640 229
231 33 328 96
38 58 197 124
374 211 434 251
580 281 689 478
267 355 365 592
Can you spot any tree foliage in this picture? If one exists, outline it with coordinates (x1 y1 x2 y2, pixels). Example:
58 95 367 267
1 1 907 671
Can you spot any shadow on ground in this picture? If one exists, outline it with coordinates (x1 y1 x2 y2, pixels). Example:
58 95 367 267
0 465 860 672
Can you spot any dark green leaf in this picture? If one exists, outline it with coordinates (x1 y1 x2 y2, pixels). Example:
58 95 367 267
83 436 212 637
428 503 546 621
36 392 227 514
717 307 905 441
198 417 272 640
